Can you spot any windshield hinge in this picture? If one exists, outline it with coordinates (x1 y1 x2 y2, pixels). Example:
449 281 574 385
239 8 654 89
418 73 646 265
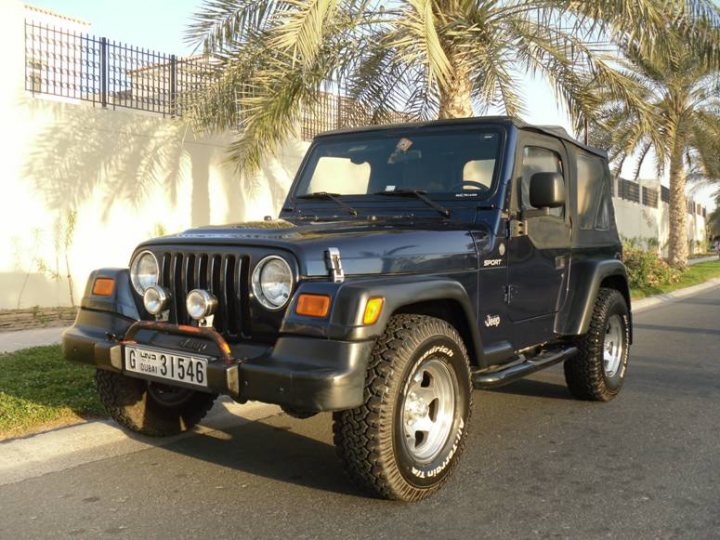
325 247 345 283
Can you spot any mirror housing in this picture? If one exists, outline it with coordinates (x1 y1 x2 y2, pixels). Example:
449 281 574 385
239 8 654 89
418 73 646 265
529 172 565 209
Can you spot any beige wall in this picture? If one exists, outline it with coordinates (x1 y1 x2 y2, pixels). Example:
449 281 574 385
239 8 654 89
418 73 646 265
613 195 707 255
1 0 308 309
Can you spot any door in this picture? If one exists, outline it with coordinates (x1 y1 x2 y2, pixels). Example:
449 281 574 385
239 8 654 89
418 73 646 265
506 135 571 346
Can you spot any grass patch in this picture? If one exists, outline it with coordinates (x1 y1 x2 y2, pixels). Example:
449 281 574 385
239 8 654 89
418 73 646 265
0 345 105 439
631 259 720 299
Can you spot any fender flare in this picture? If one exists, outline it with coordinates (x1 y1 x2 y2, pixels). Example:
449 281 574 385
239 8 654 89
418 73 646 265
555 259 632 340
281 276 483 363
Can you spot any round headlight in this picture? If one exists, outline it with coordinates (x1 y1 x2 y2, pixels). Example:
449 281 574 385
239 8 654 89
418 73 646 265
143 286 170 316
186 289 218 321
252 256 293 310
130 251 159 295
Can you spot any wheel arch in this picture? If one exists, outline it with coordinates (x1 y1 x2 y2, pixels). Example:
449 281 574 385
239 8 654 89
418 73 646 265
282 276 484 365
393 298 482 367
555 259 633 342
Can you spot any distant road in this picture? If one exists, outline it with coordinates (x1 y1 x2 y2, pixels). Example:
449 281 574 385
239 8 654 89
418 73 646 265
1 286 719 539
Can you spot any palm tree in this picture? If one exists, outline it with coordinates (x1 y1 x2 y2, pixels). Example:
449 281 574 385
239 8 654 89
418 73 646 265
186 0 718 176
587 30 720 268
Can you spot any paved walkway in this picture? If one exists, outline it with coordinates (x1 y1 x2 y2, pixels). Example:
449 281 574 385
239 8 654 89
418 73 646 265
689 255 719 265
0 327 66 354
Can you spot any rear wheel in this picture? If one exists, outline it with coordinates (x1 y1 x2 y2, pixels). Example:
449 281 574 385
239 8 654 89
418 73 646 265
564 288 631 401
95 370 217 436
333 315 472 501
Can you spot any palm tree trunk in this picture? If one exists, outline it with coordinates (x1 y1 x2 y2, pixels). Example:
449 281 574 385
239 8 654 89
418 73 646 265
437 55 473 119
667 140 688 269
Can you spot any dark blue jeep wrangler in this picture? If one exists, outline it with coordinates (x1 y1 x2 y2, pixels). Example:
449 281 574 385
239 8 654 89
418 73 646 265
64 117 632 501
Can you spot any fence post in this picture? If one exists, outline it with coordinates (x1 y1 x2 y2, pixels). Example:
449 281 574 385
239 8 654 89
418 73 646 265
100 37 107 108
170 54 177 117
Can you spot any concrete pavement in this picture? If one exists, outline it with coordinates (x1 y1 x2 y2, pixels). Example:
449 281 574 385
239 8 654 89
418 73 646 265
0 326 66 353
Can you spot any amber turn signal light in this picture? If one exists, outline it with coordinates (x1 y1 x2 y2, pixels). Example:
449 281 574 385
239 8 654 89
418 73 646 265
296 294 331 318
92 277 115 296
363 297 384 325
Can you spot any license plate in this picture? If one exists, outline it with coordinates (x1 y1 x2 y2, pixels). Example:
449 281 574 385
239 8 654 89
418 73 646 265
124 345 209 388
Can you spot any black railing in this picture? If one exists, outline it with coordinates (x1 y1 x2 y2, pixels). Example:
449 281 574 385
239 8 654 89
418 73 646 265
618 178 640 203
24 21 219 117
615 178 705 216
642 186 658 208
24 20 410 139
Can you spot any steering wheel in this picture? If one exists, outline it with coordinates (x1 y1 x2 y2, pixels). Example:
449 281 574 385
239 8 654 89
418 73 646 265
452 180 489 192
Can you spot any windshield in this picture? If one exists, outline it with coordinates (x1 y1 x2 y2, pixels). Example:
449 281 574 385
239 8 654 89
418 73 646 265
294 130 501 199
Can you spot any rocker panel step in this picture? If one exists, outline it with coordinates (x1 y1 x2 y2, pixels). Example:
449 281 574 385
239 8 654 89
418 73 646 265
472 346 578 389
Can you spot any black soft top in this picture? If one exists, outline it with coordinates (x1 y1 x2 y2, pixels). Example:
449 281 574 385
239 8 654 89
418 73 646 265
315 116 607 159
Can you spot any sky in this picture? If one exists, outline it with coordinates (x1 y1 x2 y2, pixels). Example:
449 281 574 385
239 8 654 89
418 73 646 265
25 0 717 209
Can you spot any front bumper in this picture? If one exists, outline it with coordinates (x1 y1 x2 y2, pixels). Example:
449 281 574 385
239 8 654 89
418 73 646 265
63 307 373 412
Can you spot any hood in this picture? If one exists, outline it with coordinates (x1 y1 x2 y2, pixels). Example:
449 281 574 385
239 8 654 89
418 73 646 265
141 218 495 277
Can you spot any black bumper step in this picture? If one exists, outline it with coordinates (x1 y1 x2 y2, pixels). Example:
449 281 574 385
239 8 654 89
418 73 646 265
472 346 578 389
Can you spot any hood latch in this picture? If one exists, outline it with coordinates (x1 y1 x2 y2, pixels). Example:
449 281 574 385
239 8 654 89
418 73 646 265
325 247 345 283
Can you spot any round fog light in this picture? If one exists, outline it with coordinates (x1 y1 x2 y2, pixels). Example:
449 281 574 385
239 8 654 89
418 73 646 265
186 289 218 321
143 286 170 315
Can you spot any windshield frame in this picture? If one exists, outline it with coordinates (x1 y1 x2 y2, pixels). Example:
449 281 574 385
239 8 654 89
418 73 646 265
288 125 508 205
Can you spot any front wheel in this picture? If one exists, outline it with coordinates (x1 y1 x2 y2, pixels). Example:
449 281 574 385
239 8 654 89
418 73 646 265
564 288 631 401
333 315 472 501
95 370 217 436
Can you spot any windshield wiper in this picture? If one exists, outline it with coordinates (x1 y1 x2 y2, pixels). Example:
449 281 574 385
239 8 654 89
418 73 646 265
295 192 358 217
373 189 450 218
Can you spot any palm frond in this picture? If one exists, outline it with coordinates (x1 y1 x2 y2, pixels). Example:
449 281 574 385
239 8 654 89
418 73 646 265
186 0 287 51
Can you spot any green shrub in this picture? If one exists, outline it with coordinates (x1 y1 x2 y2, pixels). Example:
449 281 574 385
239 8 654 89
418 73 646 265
622 243 682 289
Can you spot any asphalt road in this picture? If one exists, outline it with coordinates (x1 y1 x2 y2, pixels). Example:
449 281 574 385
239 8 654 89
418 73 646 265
2 287 720 539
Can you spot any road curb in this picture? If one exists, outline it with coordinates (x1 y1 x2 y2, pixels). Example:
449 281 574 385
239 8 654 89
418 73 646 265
632 277 720 313
0 398 281 487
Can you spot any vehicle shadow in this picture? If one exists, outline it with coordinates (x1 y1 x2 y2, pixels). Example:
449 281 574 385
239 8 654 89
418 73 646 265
157 413 367 498
483 377 573 401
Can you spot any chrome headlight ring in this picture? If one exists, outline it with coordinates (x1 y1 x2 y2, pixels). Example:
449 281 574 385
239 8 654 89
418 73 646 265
130 250 159 295
251 255 293 310
143 285 171 316
186 289 218 321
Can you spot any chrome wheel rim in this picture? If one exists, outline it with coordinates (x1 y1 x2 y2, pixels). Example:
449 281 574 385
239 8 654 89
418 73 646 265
603 315 624 378
401 357 458 463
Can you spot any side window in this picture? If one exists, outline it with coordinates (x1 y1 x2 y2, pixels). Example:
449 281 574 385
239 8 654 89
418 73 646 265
576 153 609 230
521 146 564 218
307 157 370 194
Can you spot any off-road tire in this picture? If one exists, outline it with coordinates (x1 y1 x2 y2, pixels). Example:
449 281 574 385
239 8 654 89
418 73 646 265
333 314 472 501
564 288 631 401
95 369 217 436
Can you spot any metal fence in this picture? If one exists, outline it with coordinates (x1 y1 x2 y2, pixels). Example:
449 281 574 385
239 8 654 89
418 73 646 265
24 21 219 117
24 20 410 138
615 178 705 216
642 186 658 208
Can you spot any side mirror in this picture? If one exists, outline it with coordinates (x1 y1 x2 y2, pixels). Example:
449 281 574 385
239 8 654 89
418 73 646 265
529 172 565 209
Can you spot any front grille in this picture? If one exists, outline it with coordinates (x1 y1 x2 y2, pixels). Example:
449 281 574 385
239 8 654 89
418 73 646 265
158 251 250 340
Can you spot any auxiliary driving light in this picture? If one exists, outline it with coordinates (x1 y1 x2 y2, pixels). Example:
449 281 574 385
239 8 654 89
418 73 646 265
143 285 170 315
186 289 218 321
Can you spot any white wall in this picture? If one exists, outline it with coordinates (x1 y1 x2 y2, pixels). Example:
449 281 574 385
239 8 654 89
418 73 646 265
0 0 308 309
613 195 707 255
